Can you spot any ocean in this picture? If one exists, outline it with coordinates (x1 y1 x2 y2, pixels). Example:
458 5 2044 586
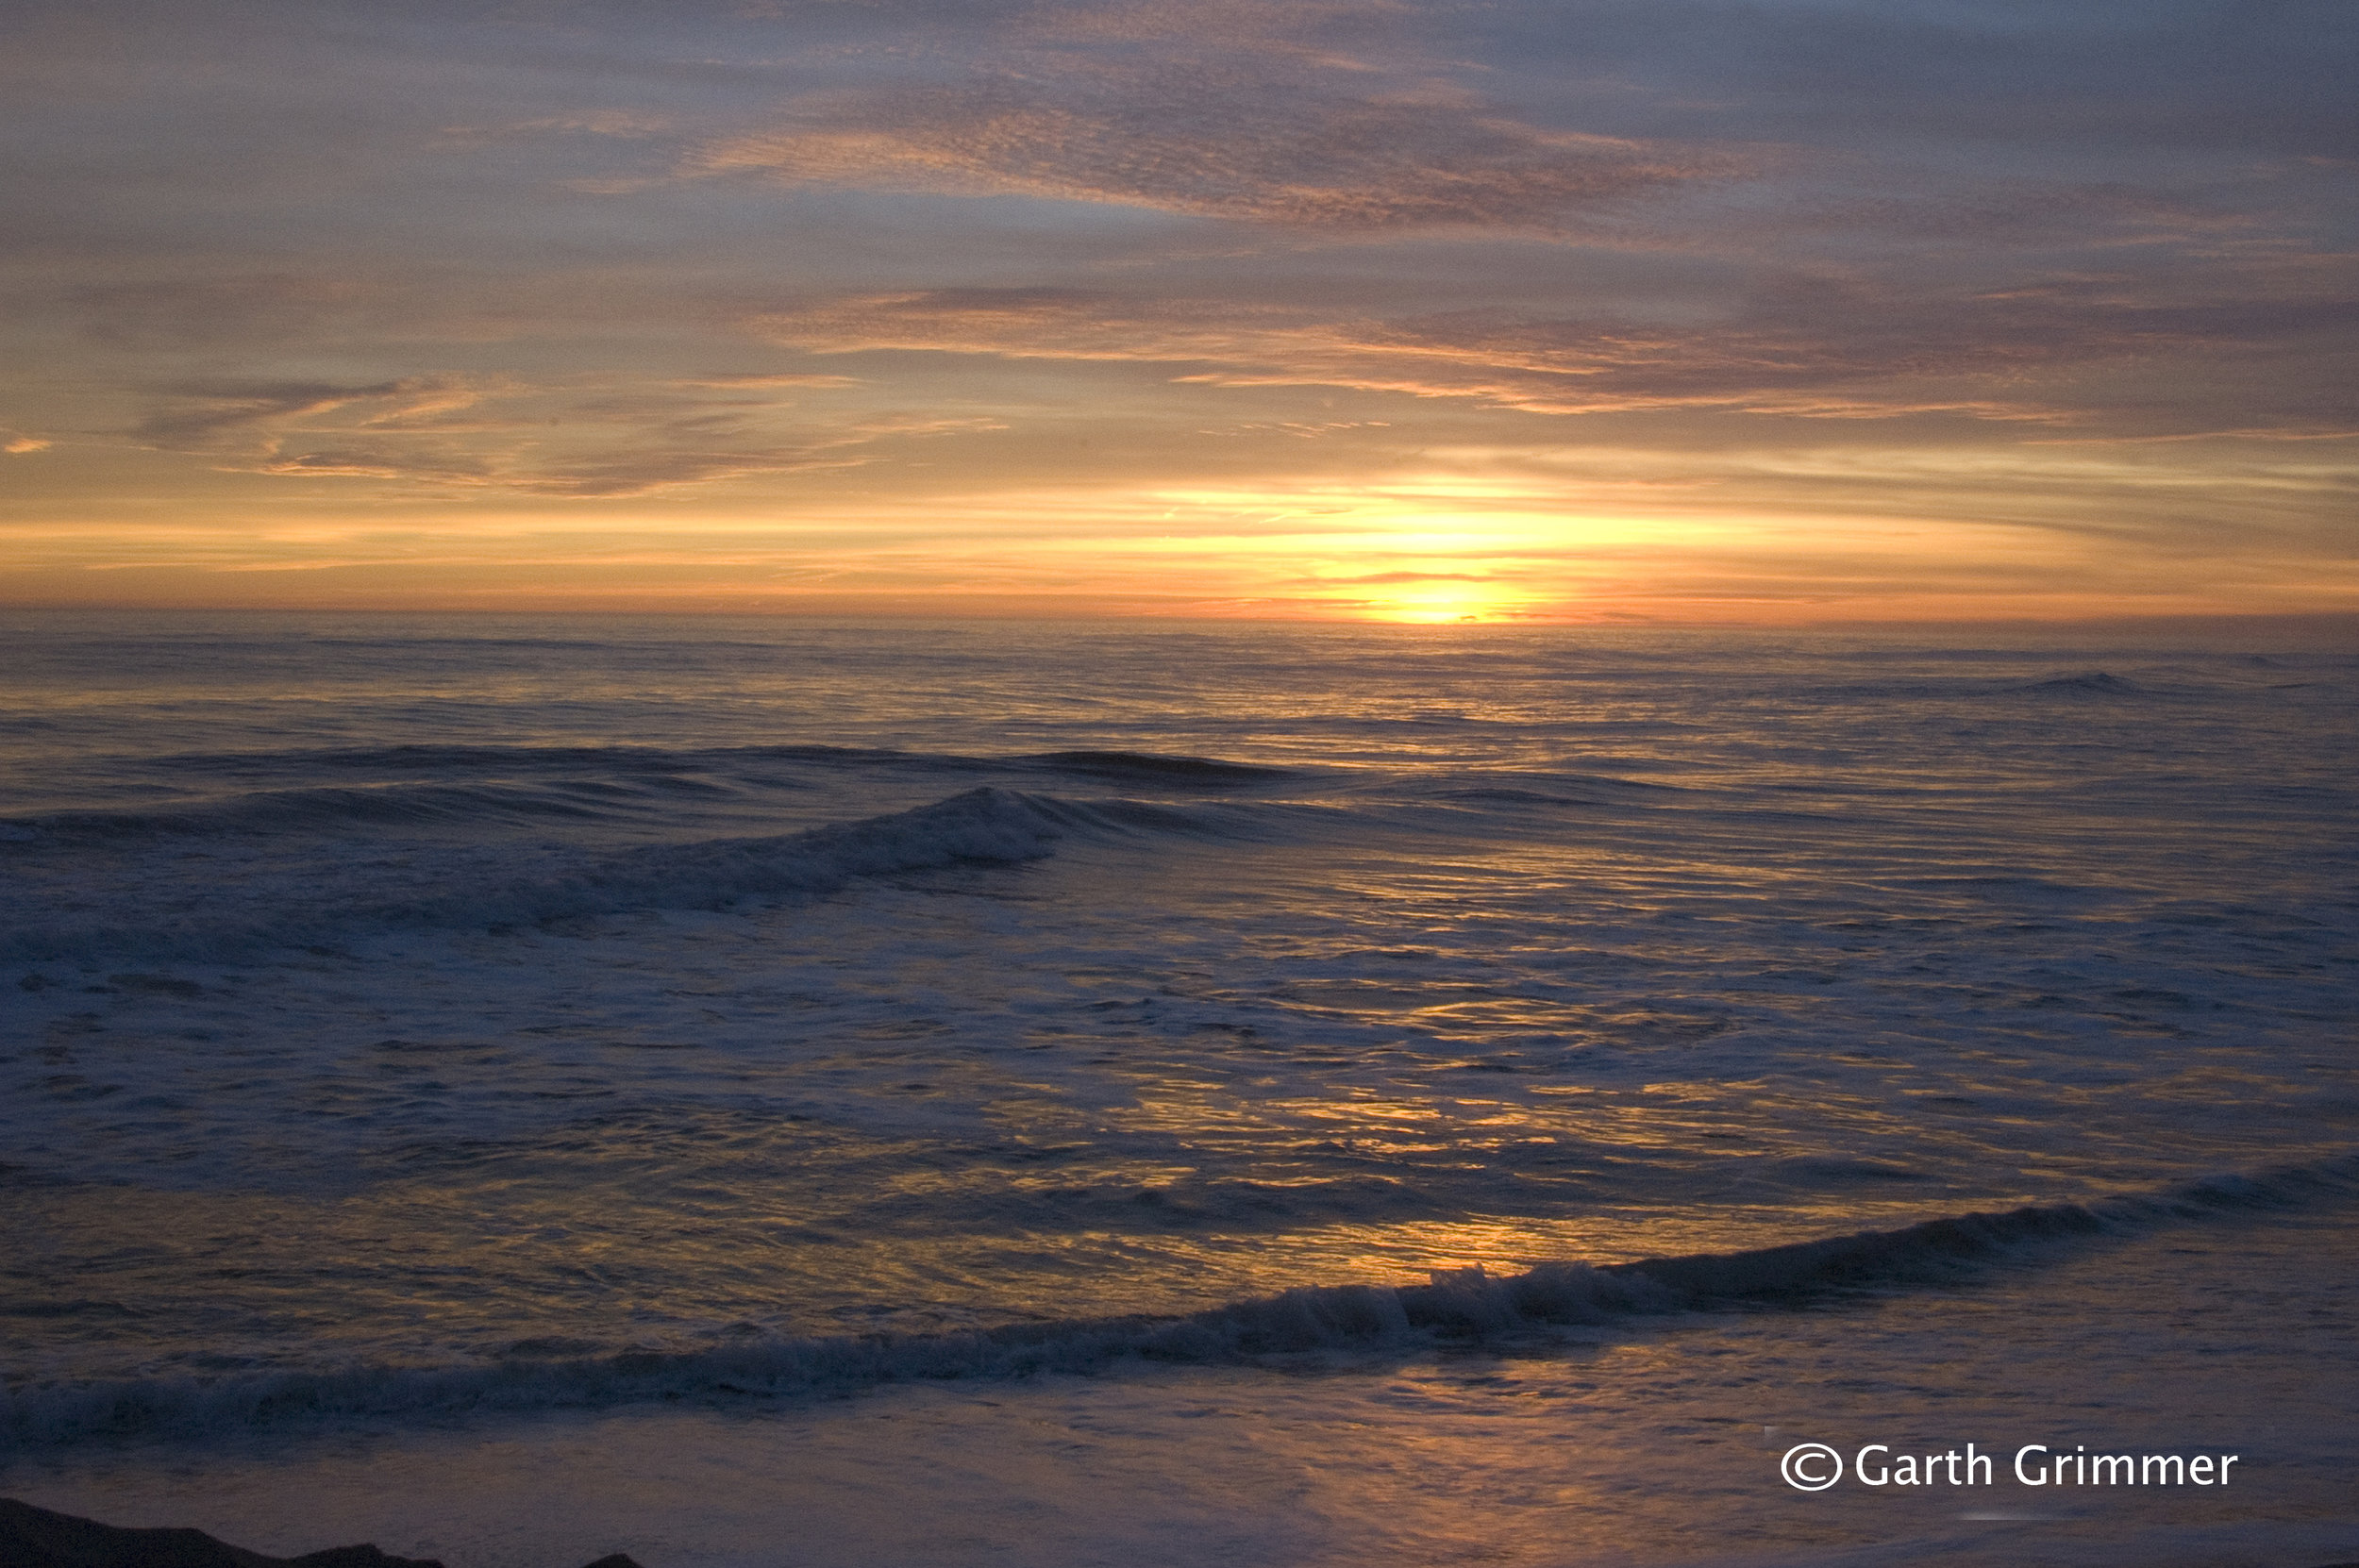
1 611 2353 1568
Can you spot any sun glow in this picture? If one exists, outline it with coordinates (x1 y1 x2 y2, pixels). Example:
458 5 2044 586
1359 585 1532 624
10 464 2351 623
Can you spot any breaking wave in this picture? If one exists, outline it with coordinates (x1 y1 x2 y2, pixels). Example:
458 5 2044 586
8 1157 2350 1454
0 788 1210 965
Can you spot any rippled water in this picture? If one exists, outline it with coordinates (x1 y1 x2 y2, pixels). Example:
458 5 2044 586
1 611 2353 1565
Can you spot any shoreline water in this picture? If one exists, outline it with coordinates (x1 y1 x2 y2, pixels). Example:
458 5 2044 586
7 1156 2353 1457
7 1196 2354 1567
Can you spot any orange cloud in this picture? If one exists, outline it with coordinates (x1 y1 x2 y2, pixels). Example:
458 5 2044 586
745 274 2359 433
745 289 2079 421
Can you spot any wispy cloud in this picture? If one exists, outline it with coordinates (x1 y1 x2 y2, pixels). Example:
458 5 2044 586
678 373 864 390
749 279 2356 425
131 379 460 446
123 375 999 498
437 110 674 145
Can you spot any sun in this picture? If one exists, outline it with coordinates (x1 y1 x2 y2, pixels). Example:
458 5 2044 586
1360 586 1527 624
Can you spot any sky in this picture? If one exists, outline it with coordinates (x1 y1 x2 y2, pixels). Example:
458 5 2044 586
3 0 2353 623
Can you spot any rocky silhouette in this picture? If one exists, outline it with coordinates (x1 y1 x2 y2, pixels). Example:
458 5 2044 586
0 1499 644 1568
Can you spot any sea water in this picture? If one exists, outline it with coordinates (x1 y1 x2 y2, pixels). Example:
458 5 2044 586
1 612 2352 1567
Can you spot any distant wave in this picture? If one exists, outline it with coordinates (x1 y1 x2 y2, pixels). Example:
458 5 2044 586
1788 668 2192 703
5 782 638 842
7 1156 2350 1453
2012 671 2146 696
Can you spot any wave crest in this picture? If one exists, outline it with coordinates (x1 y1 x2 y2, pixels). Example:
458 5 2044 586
0 788 1144 965
7 1157 2348 1453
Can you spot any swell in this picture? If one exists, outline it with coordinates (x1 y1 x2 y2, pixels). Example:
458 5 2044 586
7 782 643 841
7 1156 2350 1454
1014 751 1288 787
1796 668 2195 703
1 747 1292 842
0 788 1203 965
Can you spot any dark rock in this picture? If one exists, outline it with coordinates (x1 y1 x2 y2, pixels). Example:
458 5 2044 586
0 1499 645 1568
0 1496 435 1568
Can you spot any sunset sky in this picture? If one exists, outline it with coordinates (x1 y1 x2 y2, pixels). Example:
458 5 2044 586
4 0 2352 622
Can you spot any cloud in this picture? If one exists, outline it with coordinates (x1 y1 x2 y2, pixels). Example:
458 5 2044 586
5 435 51 454
695 60 1717 231
1317 570 1497 584
246 442 865 498
59 267 777 351
1028 0 1414 48
678 373 863 389
130 379 460 446
438 110 673 144
750 279 2359 425
120 374 1000 498
1197 420 1392 439
2026 426 2359 447
396 411 1001 498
